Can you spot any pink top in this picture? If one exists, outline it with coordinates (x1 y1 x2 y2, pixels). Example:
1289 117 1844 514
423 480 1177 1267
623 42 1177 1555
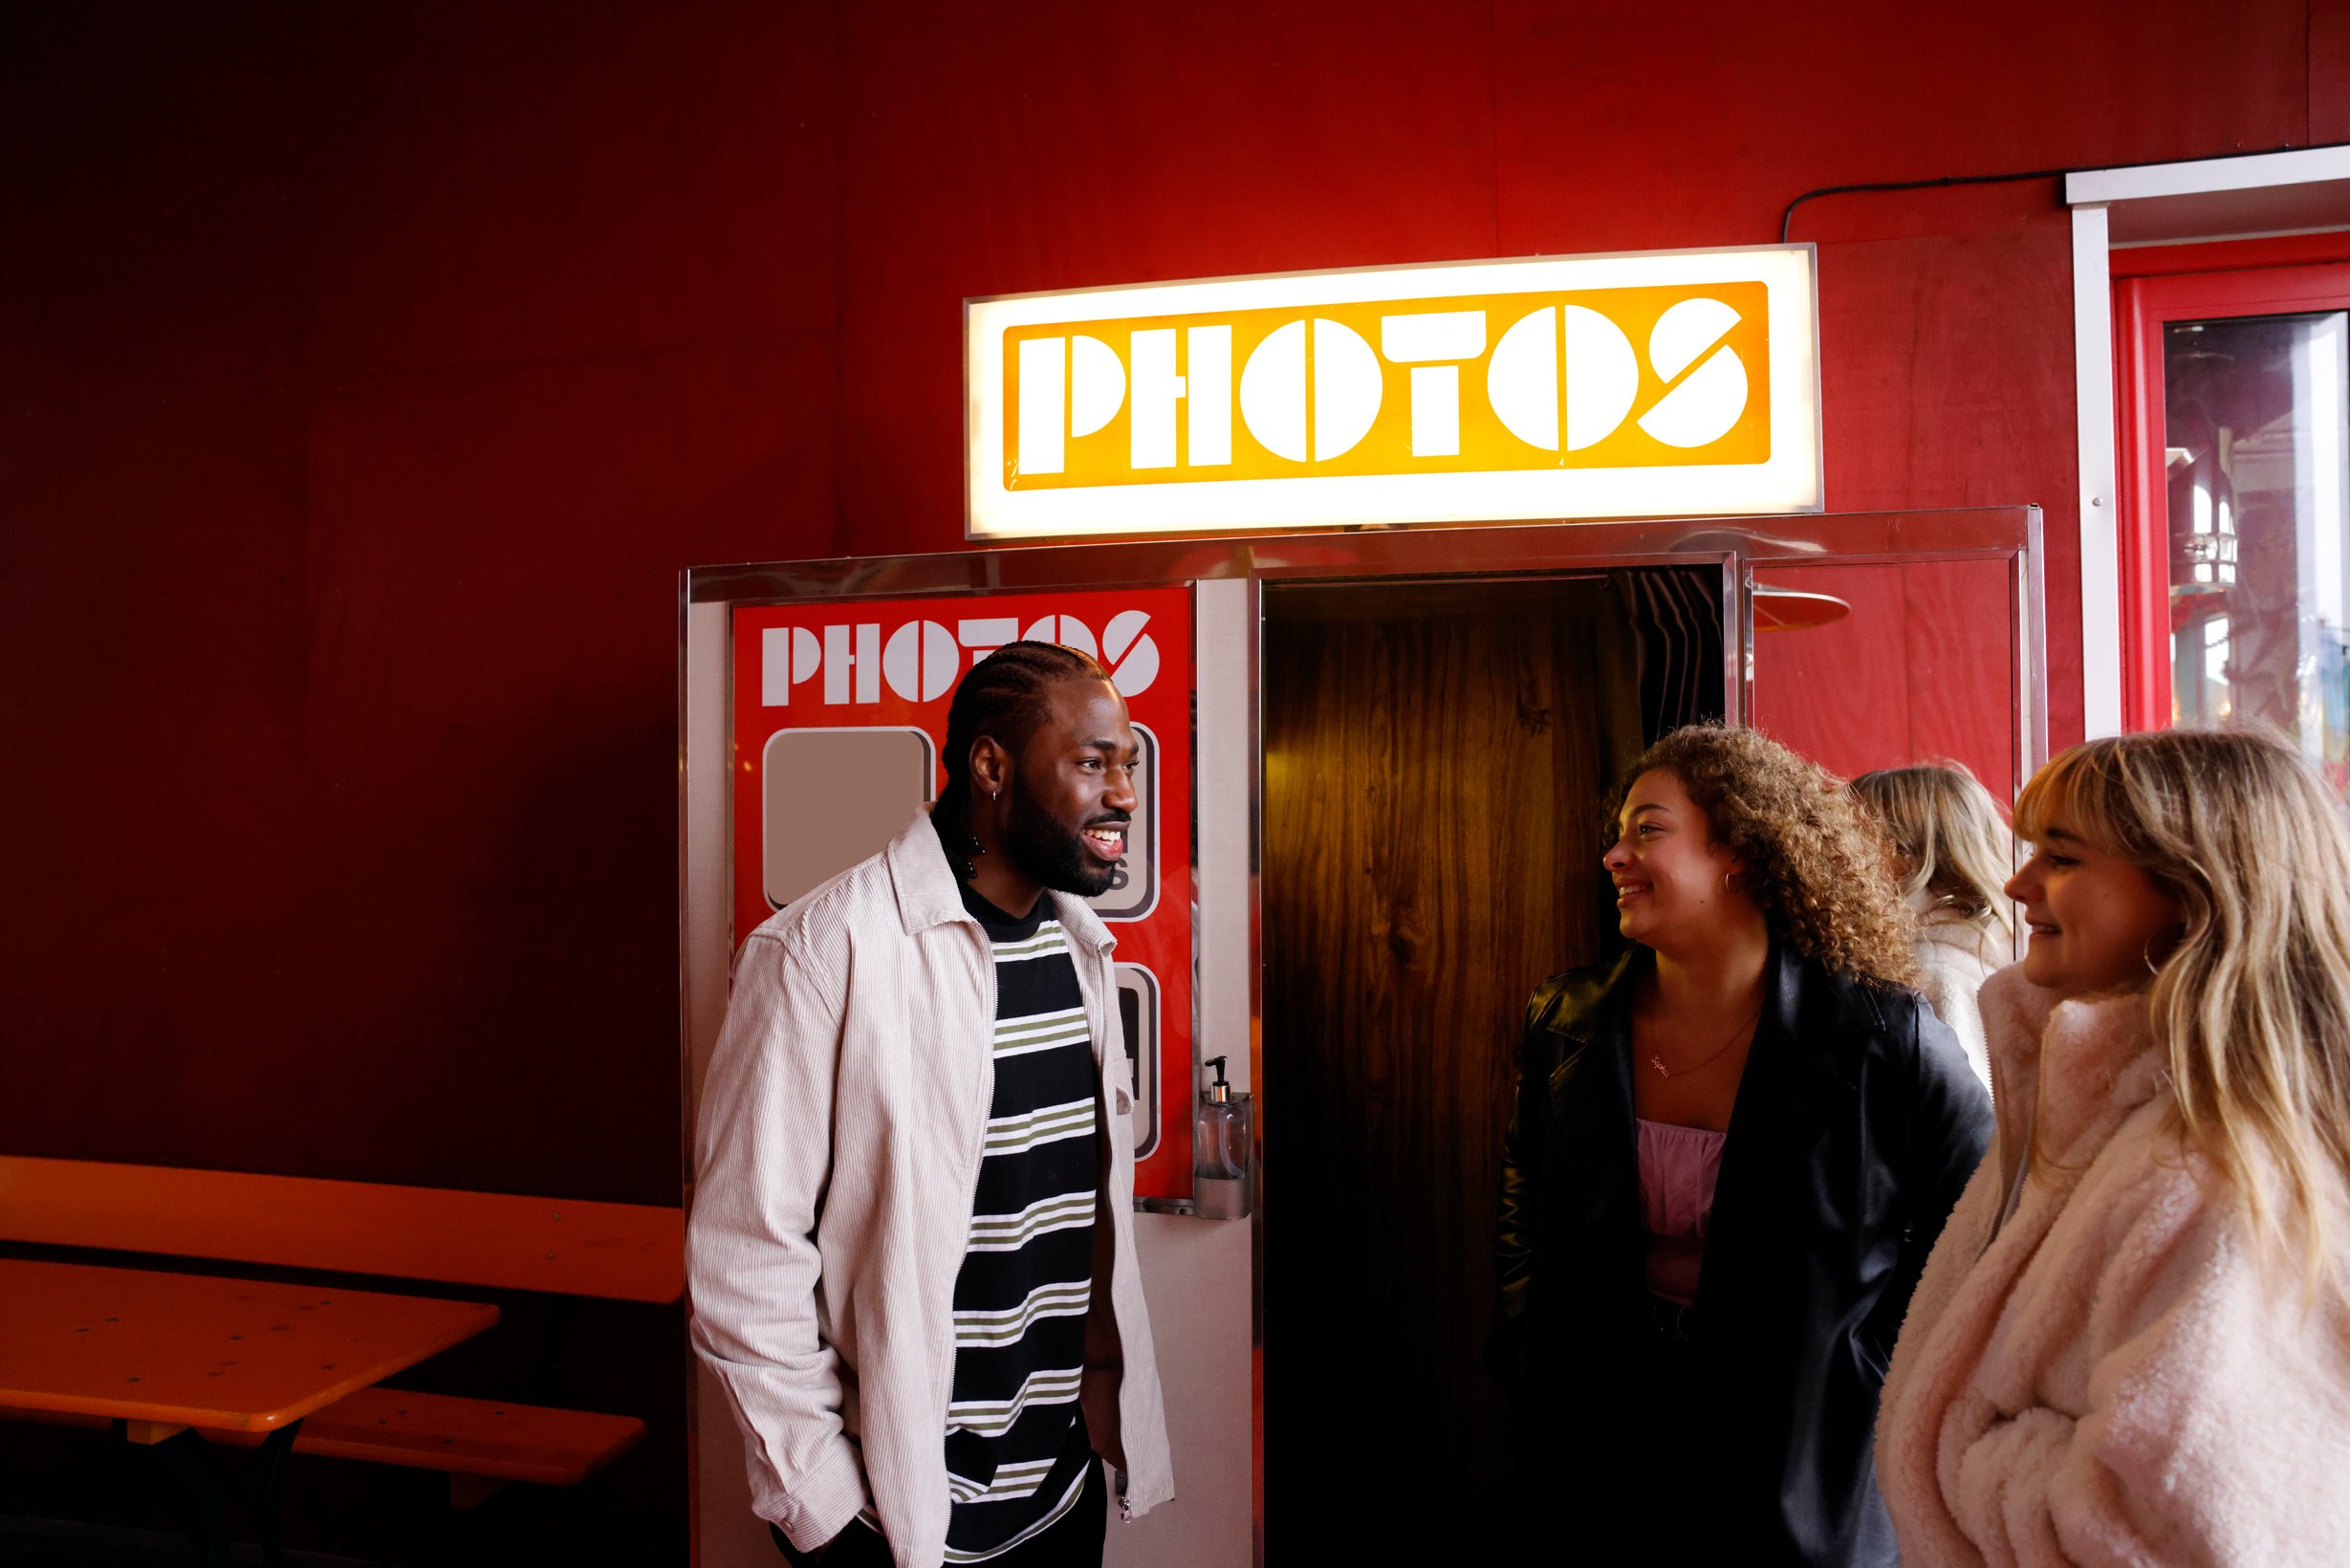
1637 1118 1727 1306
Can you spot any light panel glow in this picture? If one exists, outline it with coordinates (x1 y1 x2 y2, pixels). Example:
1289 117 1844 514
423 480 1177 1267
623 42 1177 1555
966 245 1821 538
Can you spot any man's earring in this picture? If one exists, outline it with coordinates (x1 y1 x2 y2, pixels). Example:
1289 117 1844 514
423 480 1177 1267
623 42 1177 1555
990 788 999 803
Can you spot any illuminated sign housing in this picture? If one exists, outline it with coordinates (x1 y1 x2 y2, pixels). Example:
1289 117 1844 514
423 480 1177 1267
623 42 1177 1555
966 245 1820 539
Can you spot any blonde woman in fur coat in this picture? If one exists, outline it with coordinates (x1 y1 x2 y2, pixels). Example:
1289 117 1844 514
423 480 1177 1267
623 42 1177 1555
1877 730 2350 1566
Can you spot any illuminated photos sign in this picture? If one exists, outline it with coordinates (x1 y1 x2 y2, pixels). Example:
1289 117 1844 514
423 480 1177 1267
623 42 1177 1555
965 246 1820 538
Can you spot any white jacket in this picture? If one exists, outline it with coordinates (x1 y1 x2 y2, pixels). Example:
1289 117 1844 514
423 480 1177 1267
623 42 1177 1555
1877 965 2350 1566
688 811 1173 1568
1912 914 2001 1092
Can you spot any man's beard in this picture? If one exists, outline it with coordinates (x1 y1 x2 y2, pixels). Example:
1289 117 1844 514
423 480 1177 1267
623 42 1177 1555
1004 786 1122 897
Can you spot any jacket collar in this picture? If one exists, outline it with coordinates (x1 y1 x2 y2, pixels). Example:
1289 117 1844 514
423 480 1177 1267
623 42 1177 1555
1548 940 1878 1062
882 807 1116 955
1978 964 2163 1187
1916 908 2003 967
1544 947 1643 1046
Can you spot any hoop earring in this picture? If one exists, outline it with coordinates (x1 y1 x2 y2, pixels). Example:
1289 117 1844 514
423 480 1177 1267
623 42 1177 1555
2143 936 2163 976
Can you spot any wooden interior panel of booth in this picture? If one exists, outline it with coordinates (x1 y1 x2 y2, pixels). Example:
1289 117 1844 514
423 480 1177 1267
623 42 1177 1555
1260 577 1635 1559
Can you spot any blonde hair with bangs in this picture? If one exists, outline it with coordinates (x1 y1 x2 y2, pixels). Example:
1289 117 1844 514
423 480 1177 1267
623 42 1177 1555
2016 729 2350 1297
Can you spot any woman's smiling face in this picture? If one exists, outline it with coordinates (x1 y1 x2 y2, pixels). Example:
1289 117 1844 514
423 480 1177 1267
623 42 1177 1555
1602 769 1752 952
2004 817 2184 997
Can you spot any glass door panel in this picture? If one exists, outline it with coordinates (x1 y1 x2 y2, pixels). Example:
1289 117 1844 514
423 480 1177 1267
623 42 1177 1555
1750 555 2023 807
2116 261 2350 797
2161 311 2350 788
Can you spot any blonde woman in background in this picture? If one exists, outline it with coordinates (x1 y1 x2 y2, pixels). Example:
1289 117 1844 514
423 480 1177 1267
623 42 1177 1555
1877 730 2350 1565
1852 764 2013 1088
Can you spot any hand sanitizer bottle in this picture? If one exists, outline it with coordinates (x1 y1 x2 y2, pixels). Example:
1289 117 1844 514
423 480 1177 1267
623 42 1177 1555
1193 1055 1252 1220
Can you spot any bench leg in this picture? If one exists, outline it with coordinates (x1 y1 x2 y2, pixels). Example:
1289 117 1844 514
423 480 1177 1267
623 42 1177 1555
253 1419 303 1568
529 1294 575 1403
448 1472 510 1510
136 1426 226 1568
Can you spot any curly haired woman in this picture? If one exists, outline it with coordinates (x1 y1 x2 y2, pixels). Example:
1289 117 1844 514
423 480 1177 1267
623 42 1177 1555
1491 726 1993 1565
1878 730 2350 1565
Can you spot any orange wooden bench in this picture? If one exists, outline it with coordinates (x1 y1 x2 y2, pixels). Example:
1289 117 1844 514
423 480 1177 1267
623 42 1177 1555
202 1388 648 1509
0 1155 680 1508
6 1391 640 1492
0 1155 684 1303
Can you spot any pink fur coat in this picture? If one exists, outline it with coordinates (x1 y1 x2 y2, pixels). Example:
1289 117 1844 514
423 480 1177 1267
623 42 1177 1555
1876 965 2350 1566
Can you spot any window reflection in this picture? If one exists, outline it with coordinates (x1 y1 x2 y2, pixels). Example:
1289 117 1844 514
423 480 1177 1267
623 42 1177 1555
2164 312 2350 792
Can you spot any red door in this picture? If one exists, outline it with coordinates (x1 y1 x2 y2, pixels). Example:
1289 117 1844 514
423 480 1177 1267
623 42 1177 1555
2114 244 2350 796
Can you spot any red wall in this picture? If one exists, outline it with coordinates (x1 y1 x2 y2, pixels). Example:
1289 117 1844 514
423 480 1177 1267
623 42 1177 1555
0 3 839 1202
1 1 2332 1195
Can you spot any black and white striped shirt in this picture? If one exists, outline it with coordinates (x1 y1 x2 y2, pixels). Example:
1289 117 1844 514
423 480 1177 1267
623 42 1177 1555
945 882 1100 1563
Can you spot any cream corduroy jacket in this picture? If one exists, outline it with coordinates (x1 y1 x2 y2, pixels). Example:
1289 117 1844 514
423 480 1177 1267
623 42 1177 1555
687 811 1173 1568
1877 964 2350 1566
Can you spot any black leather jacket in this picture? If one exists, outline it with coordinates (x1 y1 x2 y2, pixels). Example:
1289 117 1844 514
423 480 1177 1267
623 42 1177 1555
1491 943 1992 1566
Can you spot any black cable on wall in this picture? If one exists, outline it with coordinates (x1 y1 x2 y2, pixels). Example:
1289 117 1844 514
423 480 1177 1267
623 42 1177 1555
1778 139 2339 245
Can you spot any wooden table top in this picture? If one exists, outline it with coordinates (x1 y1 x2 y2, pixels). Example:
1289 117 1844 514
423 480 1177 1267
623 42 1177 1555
0 1259 498 1433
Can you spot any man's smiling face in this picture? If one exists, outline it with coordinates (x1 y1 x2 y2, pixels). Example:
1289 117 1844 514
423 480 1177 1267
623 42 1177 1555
1003 676 1141 898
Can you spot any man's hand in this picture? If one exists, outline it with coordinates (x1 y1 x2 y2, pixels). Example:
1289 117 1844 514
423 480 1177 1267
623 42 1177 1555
771 1521 887 1567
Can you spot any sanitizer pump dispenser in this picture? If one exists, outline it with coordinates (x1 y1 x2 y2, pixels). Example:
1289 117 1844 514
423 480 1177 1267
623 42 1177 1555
1193 1055 1252 1220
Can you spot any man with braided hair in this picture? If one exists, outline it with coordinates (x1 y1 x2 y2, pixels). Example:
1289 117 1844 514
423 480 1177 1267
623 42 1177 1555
691 641 1173 1568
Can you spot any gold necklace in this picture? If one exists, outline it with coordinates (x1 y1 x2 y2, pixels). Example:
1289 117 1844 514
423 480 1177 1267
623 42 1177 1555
1646 1002 1764 1078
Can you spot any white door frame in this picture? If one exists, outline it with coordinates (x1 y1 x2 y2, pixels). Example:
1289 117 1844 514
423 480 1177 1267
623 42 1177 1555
2067 144 2350 737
